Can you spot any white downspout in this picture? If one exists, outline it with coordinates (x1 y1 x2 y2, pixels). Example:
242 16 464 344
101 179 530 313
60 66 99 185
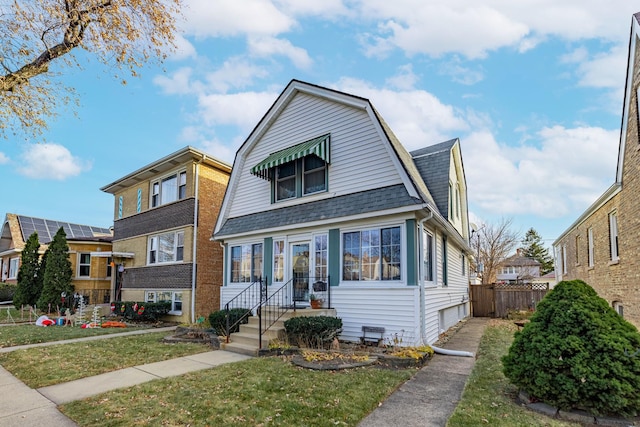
418 209 433 345
191 156 205 323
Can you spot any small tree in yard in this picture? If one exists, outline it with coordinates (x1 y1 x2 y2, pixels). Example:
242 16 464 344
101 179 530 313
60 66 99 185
14 232 42 307
502 280 640 417
37 227 74 311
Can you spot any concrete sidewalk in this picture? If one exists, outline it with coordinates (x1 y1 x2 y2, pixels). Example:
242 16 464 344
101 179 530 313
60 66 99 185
358 317 488 427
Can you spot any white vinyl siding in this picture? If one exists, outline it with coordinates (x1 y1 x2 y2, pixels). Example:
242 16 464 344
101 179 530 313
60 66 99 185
228 93 403 218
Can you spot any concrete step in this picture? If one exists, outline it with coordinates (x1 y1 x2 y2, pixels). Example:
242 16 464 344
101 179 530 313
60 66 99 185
221 341 259 357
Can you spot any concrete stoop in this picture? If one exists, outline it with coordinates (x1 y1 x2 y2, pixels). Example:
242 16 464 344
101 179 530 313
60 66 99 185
222 307 336 356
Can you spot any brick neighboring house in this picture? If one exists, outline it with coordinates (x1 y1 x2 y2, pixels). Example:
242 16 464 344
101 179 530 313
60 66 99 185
101 147 231 323
0 213 113 304
496 250 541 284
553 12 640 327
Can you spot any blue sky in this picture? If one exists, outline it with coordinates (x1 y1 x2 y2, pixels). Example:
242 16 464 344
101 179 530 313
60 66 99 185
2 1 637 248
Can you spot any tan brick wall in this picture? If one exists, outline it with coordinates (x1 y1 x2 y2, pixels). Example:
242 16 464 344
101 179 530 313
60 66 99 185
557 37 640 328
68 242 113 292
194 164 230 318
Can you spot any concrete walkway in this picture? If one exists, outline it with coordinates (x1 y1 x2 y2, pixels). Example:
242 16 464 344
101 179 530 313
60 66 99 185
0 318 487 427
358 317 488 427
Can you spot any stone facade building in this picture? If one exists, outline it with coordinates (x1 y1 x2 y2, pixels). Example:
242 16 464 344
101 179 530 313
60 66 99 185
553 13 640 328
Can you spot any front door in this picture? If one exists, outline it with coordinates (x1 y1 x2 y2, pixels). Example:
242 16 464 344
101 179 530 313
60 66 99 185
291 242 310 305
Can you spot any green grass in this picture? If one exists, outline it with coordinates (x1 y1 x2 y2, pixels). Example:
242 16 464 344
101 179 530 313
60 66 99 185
0 324 151 348
0 307 30 323
60 357 414 426
447 320 578 426
0 332 209 388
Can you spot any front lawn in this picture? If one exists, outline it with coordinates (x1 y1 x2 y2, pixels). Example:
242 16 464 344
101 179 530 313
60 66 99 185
0 323 150 348
60 357 413 426
447 319 578 426
0 332 209 388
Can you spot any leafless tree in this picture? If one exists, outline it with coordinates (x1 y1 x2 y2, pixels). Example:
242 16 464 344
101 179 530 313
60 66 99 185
471 217 520 284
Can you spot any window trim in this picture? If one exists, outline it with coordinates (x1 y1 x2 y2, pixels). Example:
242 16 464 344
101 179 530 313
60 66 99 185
145 290 183 315
341 224 403 284
229 242 263 284
150 169 187 208
587 228 594 268
8 257 19 280
609 210 619 262
78 253 91 277
147 230 185 265
273 156 328 203
422 229 436 287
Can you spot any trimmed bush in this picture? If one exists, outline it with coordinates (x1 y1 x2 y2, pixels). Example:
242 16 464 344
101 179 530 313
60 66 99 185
0 284 16 302
115 301 171 322
502 280 640 417
209 308 252 336
284 316 343 349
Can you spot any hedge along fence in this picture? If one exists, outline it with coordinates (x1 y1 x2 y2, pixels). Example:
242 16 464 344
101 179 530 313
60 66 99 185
113 301 171 322
284 316 343 349
0 284 16 302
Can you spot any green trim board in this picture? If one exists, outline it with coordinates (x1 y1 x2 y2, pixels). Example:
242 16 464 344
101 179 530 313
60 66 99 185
405 219 417 286
251 134 330 180
328 228 340 286
263 237 273 285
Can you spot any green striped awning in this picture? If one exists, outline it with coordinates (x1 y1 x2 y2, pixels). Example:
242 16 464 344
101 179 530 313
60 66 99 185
250 134 330 180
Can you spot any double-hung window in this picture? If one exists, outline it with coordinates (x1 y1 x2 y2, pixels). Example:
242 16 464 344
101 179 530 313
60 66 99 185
8 258 19 279
230 243 263 283
587 228 594 267
273 240 285 283
422 230 434 283
314 234 328 281
274 156 327 202
78 253 91 277
151 171 187 208
342 226 401 281
148 231 185 264
609 211 619 261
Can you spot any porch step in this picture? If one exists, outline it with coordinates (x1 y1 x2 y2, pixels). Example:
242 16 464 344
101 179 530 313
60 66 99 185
222 307 338 357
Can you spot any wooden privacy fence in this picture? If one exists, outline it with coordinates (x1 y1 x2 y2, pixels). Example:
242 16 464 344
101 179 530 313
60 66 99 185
470 282 550 318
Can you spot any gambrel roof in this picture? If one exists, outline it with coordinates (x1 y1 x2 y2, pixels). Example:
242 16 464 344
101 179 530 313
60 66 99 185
214 80 469 249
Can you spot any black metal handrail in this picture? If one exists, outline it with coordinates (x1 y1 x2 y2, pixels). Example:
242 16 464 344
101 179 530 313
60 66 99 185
223 278 266 342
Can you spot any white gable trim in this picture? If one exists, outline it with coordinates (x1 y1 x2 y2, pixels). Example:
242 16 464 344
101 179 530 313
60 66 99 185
617 15 640 183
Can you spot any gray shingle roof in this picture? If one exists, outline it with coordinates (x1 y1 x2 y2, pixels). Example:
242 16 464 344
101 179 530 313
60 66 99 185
214 184 421 238
410 139 458 219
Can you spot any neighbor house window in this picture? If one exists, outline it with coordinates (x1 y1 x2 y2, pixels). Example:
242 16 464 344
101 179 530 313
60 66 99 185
151 170 187 208
613 301 624 317
448 183 454 219
148 231 185 264
274 156 327 202
106 257 113 278
314 234 328 281
78 253 91 277
462 254 466 276
587 228 594 267
230 243 263 283
455 184 461 219
562 245 567 274
422 230 434 283
273 240 284 283
146 290 182 314
609 211 619 261
8 258 19 279
342 226 401 281
575 235 580 265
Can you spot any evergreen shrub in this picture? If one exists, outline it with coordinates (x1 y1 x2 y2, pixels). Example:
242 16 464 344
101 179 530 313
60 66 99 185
209 308 251 336
116 301 171 321
502 280 640 416
284 316 343 349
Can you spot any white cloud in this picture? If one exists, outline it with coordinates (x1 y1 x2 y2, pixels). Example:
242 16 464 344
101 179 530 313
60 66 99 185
18 144 91 180
197 91 279 130
248 36 313 70
182 0 295 38
205 57 270 93
574 45 626 89
0 152 9 164
169 34 198 61
153 67 199 95
385 64 419 90
463 125 618 218
439 58 484 85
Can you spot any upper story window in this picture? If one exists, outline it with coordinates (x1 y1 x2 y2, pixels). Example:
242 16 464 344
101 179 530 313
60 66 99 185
78 253 91 277
151 171 187 208
148 231 184 265
587 228 594 267
343 226 401 282
230 243 263 283
609 211 619 261
250 134 331 203
274 156 327 202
